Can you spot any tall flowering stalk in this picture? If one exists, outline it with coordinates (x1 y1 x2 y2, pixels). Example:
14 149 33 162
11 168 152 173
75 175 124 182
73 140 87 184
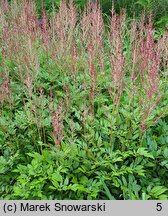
0 75 11 105
71 39 78 82
51 105 64 147
80 2 104 120
80 1 104 58
39 10 50 50
138 14 163 131
130 18 142 84
157 30 168 76
109 8 126 107
51 0 77 57
140 14 160 99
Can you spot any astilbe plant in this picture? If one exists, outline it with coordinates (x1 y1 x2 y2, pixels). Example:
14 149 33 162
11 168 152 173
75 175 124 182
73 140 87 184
0 0 167 150
133 13 166 132
0 74 11 105
108 8 126 107
51 104 64 147
125 11 168 135
0 0 168 201
50 0 77 58
80 1 104 120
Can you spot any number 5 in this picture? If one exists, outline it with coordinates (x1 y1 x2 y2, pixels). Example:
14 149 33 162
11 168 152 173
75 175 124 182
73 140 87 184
156 203 162 211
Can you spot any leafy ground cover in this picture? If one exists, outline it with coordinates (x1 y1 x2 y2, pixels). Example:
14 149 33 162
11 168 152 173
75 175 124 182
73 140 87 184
0 0 168 200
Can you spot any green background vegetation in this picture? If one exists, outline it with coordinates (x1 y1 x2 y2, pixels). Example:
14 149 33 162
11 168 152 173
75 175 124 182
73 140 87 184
33 0 168 27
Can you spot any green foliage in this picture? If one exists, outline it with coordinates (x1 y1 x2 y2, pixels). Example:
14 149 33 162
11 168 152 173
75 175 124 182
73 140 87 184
1 0 168 200
1 141 168 199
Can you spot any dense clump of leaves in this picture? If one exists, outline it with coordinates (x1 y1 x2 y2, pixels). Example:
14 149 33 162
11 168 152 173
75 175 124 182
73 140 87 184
1 140 168 199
